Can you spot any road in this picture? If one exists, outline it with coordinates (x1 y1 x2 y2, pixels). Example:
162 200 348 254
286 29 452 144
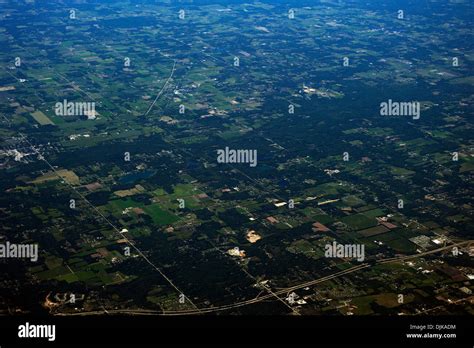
55 240 472 316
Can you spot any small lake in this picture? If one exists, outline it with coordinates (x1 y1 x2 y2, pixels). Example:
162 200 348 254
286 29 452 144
118 170 156 185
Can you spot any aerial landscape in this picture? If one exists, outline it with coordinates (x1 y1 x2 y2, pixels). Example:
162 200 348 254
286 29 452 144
0 0 472 345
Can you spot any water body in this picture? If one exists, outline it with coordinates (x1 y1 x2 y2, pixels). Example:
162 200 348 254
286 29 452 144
118 170 156 185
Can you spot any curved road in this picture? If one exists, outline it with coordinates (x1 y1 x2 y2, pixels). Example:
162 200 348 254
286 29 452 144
55 240 472 316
